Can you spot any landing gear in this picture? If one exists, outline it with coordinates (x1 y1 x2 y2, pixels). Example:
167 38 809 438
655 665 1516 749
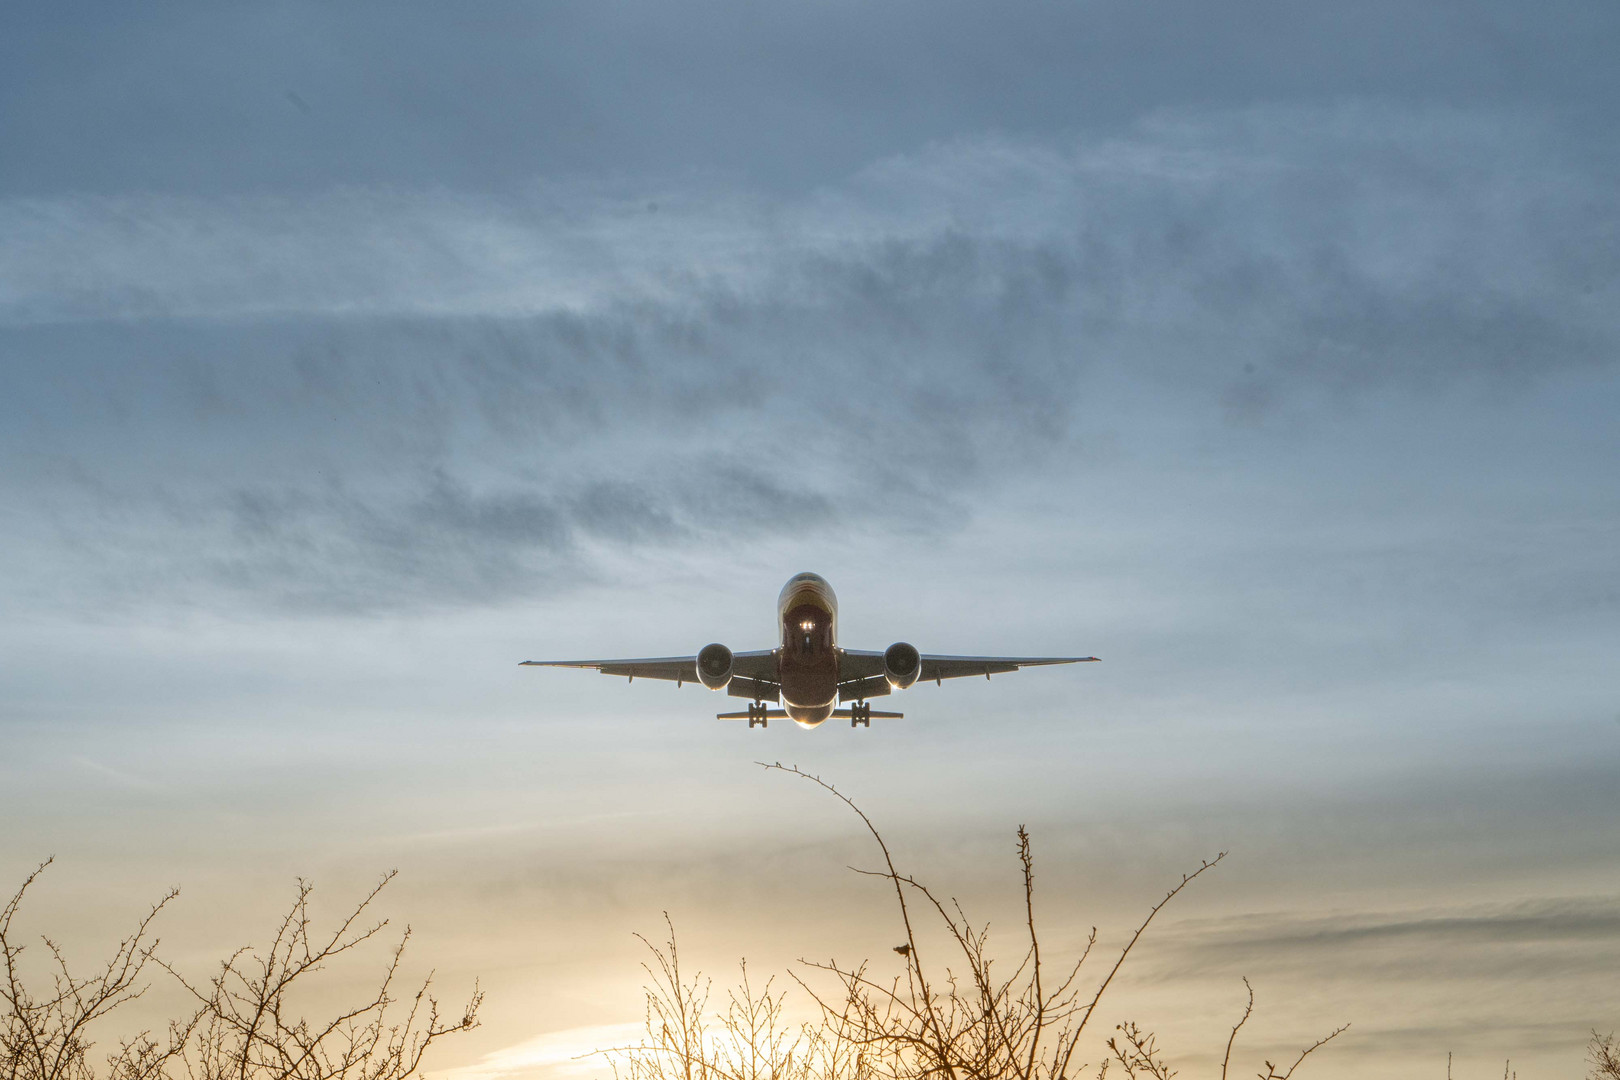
747 701 769 728
850 701 871 728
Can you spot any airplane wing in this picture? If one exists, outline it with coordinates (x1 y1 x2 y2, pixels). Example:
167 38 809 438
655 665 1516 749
839 650 1098 685
520 650 777 685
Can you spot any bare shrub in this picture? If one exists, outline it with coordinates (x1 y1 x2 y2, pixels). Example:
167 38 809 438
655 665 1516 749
1 858 188 1080
607 919 867 1080
606 763 1346 1080
1591 1031 1620 1080
1 860 479 1080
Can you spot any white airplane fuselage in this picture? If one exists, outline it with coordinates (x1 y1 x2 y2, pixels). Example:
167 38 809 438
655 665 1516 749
777 571 840 725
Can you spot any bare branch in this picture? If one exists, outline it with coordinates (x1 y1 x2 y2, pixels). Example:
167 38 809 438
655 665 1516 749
1074 853 1226 1042
2 865 477 1080
1257 1025 1349 1080
1220 979 1253 1080
1592 1032 1620 1080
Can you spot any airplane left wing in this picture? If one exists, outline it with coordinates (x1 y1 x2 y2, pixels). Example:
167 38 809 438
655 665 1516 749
918 654 1098 682
839 650 1098 685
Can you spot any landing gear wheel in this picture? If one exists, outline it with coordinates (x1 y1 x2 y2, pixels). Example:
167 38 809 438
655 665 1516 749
747 701 768 728
850 701 871 728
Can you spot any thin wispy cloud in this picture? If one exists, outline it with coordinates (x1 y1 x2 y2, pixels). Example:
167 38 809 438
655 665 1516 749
4 106 1614 358
70 756 165 793
443 1024 644 1080
1156 895 1620 981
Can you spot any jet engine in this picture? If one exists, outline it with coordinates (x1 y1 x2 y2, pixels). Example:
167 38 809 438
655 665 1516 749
696 643 734 690
883 641 921 690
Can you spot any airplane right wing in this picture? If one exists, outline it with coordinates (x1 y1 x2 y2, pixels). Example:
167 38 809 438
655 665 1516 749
521 655 698 682
520 649 778 687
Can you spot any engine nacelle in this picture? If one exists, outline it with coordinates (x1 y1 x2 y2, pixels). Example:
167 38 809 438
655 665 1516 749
884 641 921 690
696 643 734 690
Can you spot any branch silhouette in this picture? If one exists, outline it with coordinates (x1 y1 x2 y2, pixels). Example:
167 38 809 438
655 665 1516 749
2 864 479 1080
603 765 1348 1080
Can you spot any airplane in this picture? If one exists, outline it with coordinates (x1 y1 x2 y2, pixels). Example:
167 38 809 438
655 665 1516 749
521 572 1098 729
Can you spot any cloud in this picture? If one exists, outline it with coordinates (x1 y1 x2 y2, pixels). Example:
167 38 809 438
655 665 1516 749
1151 895 1620 983
71 756 165 793
3 105 1612 376
6 1 1619 197
442 1023 645 1080
2 104 1616 614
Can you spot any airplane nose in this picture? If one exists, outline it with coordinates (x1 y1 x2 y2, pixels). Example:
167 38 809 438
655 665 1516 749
786 702 834 727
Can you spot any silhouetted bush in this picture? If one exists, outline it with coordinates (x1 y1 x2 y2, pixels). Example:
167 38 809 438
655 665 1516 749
0 861 479 1080
9 775 1609 1080
605 764 1346 1080
1591 1032 1620 1080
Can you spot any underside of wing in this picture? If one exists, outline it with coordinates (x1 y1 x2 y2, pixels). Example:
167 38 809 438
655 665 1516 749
920 654 1098 682
520 655 697 683
838 649 1098 687
520 649 776 686
837 649 888 682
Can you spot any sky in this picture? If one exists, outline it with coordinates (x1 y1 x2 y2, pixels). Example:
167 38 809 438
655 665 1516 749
2 2 1618 1078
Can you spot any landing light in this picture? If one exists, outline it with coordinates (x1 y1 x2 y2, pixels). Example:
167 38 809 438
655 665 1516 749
800 619 815 631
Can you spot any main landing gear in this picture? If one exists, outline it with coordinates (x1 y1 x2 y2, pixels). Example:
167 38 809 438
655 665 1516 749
747 701 769 728
850 701 872 728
